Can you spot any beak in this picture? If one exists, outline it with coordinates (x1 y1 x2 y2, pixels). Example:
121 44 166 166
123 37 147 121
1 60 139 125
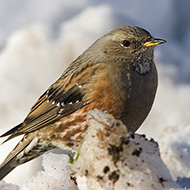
143 38 166 47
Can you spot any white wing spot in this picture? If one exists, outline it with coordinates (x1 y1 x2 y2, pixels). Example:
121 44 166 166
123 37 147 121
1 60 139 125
58 108 64 114
76 83 82 88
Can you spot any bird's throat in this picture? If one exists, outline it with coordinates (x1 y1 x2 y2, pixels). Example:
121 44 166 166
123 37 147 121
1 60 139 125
134 51 153 75
135 60 151 75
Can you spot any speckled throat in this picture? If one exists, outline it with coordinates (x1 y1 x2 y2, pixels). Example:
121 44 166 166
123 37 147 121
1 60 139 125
134 51 153 75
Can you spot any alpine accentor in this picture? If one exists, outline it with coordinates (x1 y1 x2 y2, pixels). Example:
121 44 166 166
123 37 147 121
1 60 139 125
0 26 166 180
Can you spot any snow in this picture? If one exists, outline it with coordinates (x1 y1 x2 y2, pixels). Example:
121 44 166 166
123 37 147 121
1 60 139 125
160 125 190 183
71 110 180 190
0 0 189 188
0 181 19 190
20 153 77 190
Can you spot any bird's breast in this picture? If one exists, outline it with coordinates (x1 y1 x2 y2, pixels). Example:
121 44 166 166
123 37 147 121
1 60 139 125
86 60 158 133
120 60 158 132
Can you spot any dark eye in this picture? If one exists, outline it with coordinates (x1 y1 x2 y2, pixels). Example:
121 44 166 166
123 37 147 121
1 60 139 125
122 40 130 47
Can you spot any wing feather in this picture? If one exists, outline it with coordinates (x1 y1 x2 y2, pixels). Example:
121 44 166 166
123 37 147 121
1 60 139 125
1 63 102 142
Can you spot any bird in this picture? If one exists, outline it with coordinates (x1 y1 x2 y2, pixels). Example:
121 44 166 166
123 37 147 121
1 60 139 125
0 26 166 180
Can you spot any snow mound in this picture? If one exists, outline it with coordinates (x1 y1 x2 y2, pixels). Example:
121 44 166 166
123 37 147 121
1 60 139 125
71 109 179 190
20 153 77 190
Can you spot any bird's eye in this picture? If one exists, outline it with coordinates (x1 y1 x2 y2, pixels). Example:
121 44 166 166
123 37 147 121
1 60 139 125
122 40 130 47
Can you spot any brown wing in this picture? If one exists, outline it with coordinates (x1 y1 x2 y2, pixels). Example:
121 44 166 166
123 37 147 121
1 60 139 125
1 63 102 142
1 84 87 142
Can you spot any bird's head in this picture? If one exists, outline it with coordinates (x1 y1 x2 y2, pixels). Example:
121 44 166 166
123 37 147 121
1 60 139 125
90 26 166 62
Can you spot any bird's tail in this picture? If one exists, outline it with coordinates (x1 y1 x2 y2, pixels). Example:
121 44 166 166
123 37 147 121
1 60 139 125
0 133 50 181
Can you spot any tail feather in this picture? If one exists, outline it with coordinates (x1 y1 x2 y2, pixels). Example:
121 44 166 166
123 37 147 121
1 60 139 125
0 134 34 167
0 133 50 181
0 157 18 181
